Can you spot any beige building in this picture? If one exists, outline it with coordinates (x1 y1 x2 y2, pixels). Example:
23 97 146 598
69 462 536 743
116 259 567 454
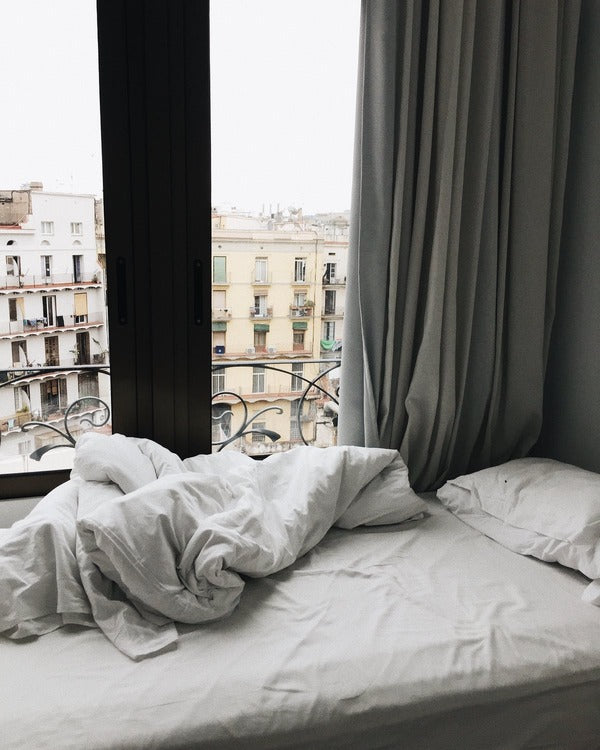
0 184 109 472
211 209 347 454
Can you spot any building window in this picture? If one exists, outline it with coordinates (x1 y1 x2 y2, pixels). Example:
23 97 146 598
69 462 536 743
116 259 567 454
14 384 30 413
252 421 266 443
41 255 52 278
213 256 227 283
74 292 88 323
6 255 21 276
290 399 302 441
324 321 336 341
75 331 91 364
212 369 225 395
212 403 231 442
252 366 265 393
291 362 304 392
42 295 57 327
253 295 267 317
254 258 268 283
294 257 306 282
40 377 68 419
293 331 305 351
323 262 337 283
254 329 267 352
324 289 336 315
212 330 226 353
71 222 83 235
44 336 59 366
72 254 83 283
41 221 54 235
78 372 99 398
294 291 306 308
11 340 27 366
8 297 21 322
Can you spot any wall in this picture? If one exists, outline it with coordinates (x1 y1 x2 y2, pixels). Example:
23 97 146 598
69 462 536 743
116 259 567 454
538 0 600 471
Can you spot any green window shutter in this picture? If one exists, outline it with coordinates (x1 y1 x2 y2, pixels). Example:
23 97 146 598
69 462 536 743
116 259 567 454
212 321 227 332
254 323 270 332
292 321 308 330
213 256 226 283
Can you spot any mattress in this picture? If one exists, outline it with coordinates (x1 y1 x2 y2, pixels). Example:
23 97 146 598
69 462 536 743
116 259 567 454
1 497 600 749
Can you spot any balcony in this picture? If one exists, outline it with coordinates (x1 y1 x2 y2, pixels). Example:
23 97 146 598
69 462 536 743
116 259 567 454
322 275 346 286
212 307 232 321
322 306 344 318
0 312 105 339
249 306 273 320
289 305 313 318
0 272 102 292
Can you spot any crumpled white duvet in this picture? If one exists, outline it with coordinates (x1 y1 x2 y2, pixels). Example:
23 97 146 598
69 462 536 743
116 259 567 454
0 434 426 659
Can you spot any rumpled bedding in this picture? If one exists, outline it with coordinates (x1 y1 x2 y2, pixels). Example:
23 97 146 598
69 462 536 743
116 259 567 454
0 434 427 660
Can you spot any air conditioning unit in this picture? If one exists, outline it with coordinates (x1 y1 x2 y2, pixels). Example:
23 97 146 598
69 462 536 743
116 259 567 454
246 347 256 355
267 346 277 354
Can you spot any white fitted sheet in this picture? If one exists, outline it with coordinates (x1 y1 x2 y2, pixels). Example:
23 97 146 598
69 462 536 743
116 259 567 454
2 497 600 749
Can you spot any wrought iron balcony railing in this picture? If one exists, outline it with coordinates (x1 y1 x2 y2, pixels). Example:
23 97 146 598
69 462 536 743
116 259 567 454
0 358 341 466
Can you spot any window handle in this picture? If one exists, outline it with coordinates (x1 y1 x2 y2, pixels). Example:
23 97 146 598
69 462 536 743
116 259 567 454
116 256 127 325
193 259 203 325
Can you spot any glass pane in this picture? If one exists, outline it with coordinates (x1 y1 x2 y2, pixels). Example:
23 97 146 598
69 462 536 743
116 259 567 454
0 0 111 476
210 0 357 455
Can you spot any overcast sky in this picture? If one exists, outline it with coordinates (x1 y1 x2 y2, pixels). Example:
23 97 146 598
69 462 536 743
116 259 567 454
0 0 360 214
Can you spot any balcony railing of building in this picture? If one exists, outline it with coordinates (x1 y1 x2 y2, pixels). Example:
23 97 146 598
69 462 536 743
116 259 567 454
249 306 273 319
322 306 344 317
322 274 346 286
0 358 340 464
0 312 105 338
212 307 232 321
289 305 314 318
0 272 102 291
251 273 272 285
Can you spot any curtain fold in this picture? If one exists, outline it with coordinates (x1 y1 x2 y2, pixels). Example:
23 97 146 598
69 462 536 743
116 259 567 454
339 0 581 490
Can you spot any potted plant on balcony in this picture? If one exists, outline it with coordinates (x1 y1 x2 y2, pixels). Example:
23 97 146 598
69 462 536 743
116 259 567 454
92 337 109 364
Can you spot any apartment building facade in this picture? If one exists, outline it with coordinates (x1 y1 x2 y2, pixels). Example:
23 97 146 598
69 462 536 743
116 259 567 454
0 184 109 471
211 209 347 454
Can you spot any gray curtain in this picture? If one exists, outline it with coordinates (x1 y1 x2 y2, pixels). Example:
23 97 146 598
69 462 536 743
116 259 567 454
338 0 581 490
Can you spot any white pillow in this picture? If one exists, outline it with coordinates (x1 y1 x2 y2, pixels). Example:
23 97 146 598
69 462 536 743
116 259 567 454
437 458 600 605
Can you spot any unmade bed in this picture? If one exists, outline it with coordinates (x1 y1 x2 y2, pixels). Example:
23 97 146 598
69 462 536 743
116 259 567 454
2 481 600 748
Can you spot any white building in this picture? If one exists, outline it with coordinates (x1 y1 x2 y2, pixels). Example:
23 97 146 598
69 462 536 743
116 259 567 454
0 184 109 470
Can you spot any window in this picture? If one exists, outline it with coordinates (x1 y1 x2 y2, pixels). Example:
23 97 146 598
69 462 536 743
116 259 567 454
291 362 304 392
294 291 306 308
324 262 337 283
72 254 83 283
6 255 21 276
253 295 267 317
293 330 305 351
8 298 20 322
40 377 68 419
290 399 302 441
212 403 231 442
213 256 227 283
324 289 336 315
75 331 91 364
252 421 266 443
44 336 59 366
212 330 226 352
41 221 54 235
14 384 30 413
294 258 306 283
41 255 52 278
78 372 99 398
252 366 265 393
74 292 88 323
212 368 226 395
11 340 27 366
324 321 336 341
254 329 267 352
254 258 267 283
42 295 57 327
71 222 83 235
